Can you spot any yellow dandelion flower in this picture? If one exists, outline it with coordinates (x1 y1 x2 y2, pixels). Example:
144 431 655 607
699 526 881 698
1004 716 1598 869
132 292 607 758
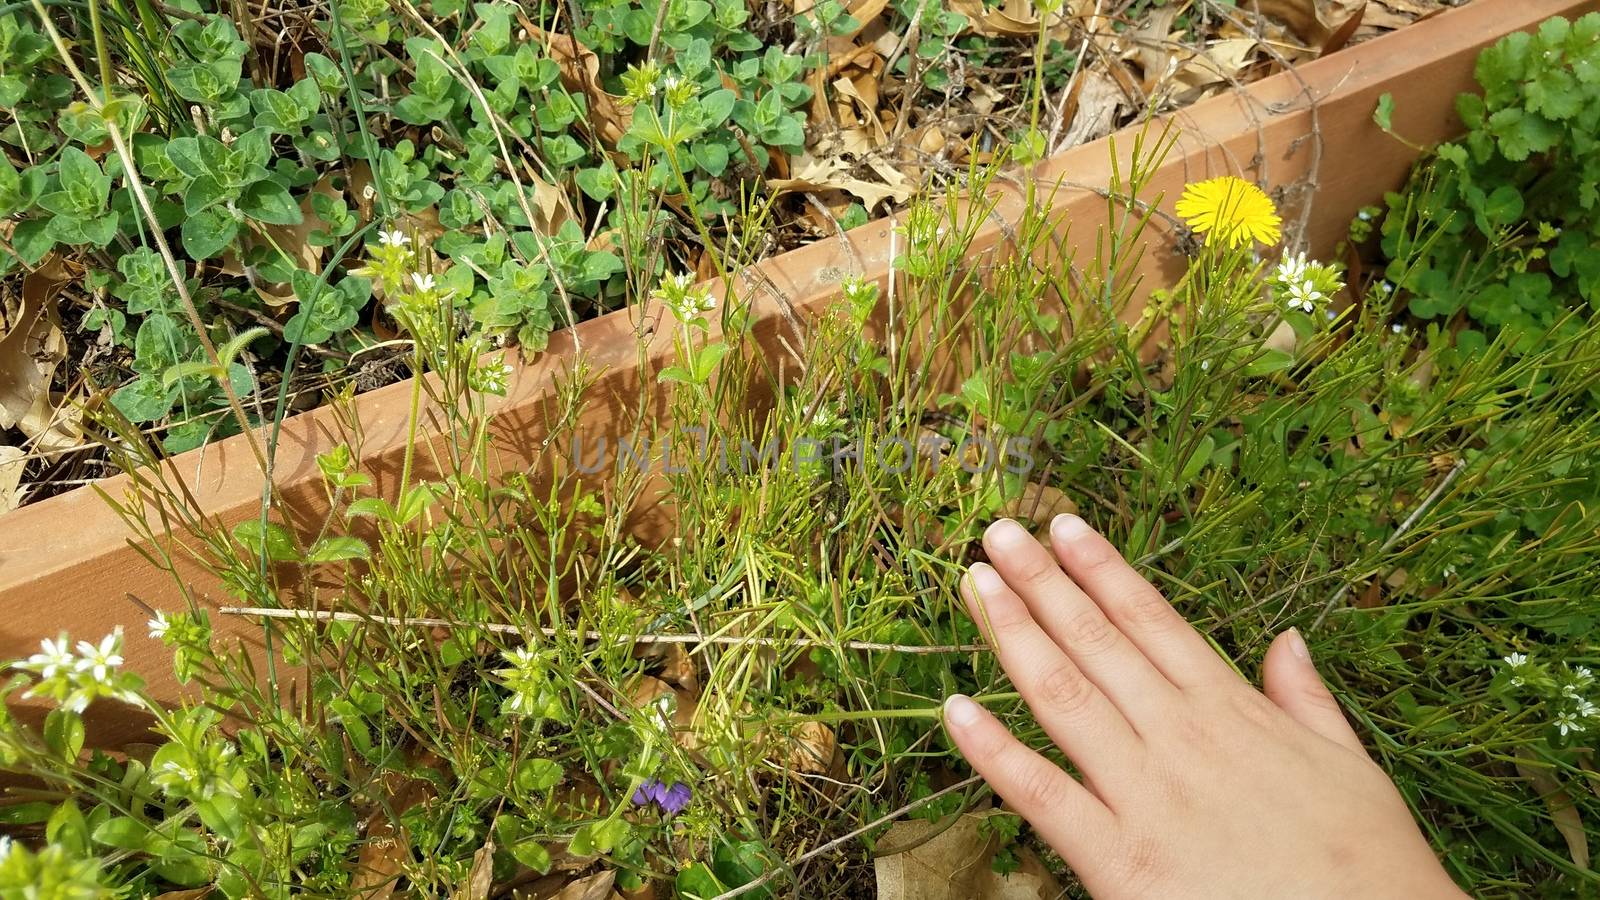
1175 176 1282 248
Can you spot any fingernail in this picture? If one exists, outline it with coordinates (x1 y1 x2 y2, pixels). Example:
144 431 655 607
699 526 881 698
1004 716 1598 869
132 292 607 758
944 694 982 727
985 518 1031 548
1051 513 1090 540
966 562 1005 596
1286 627 1310 661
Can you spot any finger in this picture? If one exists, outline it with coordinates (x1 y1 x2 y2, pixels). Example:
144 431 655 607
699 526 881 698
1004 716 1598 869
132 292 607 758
943 693 1116 864
1050 514 1236 688
1261 628 1370 757
964 563 1143 781
983 519 1178 721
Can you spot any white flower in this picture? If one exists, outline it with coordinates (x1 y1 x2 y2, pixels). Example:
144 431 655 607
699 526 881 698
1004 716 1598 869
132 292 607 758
379 229 410 248
1391 322 1405 334
501 646 540 671
1379 281 1394 294
148 611 171 640
1275 252 1308 285
1358 210 1372 221
0 836 11 861
75 629 124 683
663 75 680 91
1576 666 1594 684
1577 698 1599 719
1504 652 1529 668
1510 675 1525 688
1286 278 1323 313
410 273 436 293
25 637 75 679
1199 359 1211 372
1557 711 1586 736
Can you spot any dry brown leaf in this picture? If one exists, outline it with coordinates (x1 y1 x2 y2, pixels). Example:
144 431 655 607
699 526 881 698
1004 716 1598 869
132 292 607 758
452 840 495 900
1056 69 1126 150
0 445 27 513
634 641 699 692
1515 754 1590 870
630 675 701 749
1123 7 1181 93
999 482 1078 524
18 390 85 458
1171 38 1260 94
523 870 620 900
769 153 913 211
950 0 1071 39
0 267 67 430
842 0 891 38
1249 0 1366 52
782 721 838 775
353 767 436 899
875 810 1057 900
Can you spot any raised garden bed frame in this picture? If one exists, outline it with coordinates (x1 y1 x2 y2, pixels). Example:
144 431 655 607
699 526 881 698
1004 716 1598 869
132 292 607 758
2 0 1594 749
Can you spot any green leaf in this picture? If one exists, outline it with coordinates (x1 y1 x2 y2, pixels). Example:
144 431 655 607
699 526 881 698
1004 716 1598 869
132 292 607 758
569 818 627 856
12 219 55 265
508 840 552 873
240 180 303 225
1372 92 1394 133
92 817 153 852
43 708 84 762
346 497 398 521
1243 348 1294 377
232 519 302 562
111 375 179 424
515 758 564 792
182 208 239 259
306 535 370 563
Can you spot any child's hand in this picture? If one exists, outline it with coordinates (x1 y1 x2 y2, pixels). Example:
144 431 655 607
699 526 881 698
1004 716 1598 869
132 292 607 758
944 516 1467 899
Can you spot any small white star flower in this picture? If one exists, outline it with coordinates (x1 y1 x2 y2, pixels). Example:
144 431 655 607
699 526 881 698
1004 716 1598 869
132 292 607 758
1557 712 1586 736
148 611 171 640
1576 666 1594 683
26 636 75 679
1577 698 1598 719
411 273 436 293
1275 252 1308 285
1391 323 1405 334
1504 652 1529 668
379 229 410 248
75 630 124 683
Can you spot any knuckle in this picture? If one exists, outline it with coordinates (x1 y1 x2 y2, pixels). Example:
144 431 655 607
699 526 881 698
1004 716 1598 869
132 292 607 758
1064 609 1119 654
1014 760 1069 811
1013 551 1061 587
1228 687 1283 732
1122 587 1176 629
1035 660 1096 716
1113 829 1166 889
1300 682 1345 716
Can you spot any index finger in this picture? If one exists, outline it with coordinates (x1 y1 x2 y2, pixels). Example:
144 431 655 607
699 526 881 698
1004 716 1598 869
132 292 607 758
1050 515 1237 689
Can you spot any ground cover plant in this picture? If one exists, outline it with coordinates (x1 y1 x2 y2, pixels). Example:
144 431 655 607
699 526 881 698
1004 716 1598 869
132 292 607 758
0 0 1441 511
8 17 1600 884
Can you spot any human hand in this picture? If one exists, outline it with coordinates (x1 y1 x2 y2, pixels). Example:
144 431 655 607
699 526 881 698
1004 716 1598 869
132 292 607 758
943 516 1467 899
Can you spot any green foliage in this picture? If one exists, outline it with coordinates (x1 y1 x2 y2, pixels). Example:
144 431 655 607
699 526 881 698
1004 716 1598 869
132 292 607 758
1372 13 1600 356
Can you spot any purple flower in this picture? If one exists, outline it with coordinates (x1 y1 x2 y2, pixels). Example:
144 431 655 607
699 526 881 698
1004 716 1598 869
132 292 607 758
659 781 692 815
631 778 692 816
